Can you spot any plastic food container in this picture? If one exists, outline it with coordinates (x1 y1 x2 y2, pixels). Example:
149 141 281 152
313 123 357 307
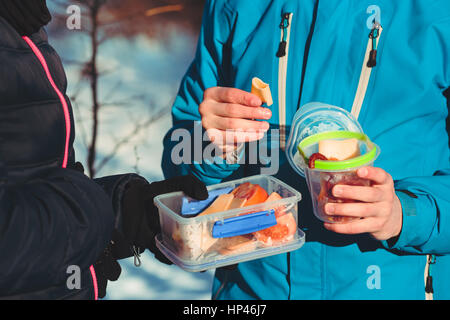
285 102 381 223
286 102 364 177
154 175 305 272
298 131 380 223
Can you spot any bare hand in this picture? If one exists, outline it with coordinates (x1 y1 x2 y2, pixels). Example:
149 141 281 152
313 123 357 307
199 87 272 151
323 167 403 241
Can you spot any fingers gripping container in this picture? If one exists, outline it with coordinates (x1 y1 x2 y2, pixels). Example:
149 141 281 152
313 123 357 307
154 175 305 272
300 131 380 223
286 103 380 223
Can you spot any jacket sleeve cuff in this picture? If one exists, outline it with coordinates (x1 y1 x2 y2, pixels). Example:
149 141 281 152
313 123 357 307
381 189 437 252
94 174 148 231
190 156 241 185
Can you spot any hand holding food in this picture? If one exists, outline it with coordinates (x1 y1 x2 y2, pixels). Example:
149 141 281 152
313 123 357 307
199 86 272 150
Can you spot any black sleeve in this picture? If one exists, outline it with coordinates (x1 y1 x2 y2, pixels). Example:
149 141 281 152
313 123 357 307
0 164 115 296
94 173 148 236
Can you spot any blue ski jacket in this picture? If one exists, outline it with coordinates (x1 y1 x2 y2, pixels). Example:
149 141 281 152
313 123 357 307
162 0 450 299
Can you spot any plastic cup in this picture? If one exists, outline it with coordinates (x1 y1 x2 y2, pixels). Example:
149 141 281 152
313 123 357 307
299 131 380 223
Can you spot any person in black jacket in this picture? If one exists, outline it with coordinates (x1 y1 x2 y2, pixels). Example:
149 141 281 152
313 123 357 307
0 0 208 299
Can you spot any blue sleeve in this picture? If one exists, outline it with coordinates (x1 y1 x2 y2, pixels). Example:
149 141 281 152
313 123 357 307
381 14 450 255
161 0 241 185
383 93 450 254
381 170 450 254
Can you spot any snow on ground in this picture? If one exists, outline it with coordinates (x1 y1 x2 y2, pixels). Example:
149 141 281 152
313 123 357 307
106 254 215 300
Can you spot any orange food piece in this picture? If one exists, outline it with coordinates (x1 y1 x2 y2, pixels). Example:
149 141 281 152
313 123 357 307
228 197 248 209
264 192 285 217
265 192 282 202
231 182 269 207
197 194 234 216
197 183 268 217
254 212 297 246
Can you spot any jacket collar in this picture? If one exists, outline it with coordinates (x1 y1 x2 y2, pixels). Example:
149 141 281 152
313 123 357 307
0 16 48 50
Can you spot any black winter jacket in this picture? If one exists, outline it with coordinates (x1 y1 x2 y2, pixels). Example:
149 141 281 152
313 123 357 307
0 17 142 299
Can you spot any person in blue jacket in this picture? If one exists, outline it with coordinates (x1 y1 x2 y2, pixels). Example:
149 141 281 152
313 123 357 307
162 0 450 299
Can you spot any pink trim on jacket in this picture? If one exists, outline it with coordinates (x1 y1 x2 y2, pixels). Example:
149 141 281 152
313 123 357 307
22 36 71 168
23 36 99 301
89 265 99 300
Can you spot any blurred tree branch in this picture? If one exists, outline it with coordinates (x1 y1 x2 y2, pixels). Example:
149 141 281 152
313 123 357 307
48 0 205 177
85 0 103 178
95 106 167 173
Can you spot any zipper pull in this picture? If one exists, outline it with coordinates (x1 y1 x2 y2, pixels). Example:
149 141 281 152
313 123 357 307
367 50 377 68
367 22 381 68
425 276 434 294
277 41 287 58
276 13 290 58
425 255 436 294
132 245 142 267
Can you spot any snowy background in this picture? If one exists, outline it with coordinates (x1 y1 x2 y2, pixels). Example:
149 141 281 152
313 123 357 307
46 1 215 300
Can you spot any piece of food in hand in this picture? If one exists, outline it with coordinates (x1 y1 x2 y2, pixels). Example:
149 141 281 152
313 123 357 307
197 193 234 216
251 77 273 106
253 212 297 246
308 152 328 169
231 182 269 207
218 235 258 256
318 138 360 161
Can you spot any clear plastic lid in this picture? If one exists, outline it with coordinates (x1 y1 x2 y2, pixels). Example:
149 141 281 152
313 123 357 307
285 102 364 177
298 131 380 171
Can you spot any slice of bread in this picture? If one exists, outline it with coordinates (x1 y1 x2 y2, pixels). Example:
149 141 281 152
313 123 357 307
251 77 273 106
228 197 247 209
197 194 234 216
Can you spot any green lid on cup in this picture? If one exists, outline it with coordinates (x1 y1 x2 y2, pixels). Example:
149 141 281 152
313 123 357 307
297 131 379 171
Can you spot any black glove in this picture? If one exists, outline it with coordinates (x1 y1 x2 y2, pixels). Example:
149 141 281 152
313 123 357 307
121 175 208 264
93 230 123 299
